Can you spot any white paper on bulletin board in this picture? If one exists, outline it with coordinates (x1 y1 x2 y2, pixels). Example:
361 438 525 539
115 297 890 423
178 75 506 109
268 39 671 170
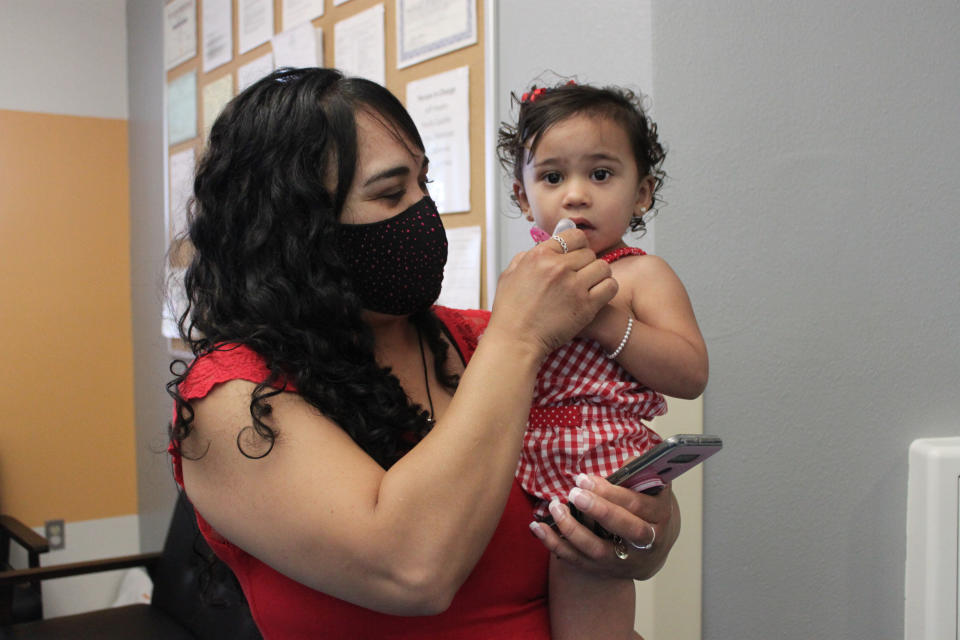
167 71 198 145
238 52 275 92
273 22 323 69
202 73 234 139
238 0 274 54
334 4 385 86
168 148 195 242
162 267 188 339
282 0 324 30
164 0 197 70
396 0 476 69
202 0 233 72
405 66 470 214
435 225 481 310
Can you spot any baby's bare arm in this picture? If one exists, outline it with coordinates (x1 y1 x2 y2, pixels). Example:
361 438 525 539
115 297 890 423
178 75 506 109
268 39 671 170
581 255 708 399
548 554 636 640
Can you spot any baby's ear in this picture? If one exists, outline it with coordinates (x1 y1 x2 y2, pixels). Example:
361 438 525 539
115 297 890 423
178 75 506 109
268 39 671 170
513 180 534 221
634 175 656 215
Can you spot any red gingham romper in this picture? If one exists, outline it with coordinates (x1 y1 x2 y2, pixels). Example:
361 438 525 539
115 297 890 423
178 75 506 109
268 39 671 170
516 247 667 517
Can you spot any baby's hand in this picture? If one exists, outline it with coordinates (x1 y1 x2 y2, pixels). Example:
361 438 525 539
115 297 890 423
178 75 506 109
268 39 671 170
578 304 627 346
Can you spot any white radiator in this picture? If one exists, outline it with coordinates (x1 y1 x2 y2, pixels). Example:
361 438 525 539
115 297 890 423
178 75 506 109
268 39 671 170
905 437 960 639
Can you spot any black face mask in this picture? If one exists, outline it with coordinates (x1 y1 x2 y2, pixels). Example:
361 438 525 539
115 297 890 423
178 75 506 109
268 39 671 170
336 196 448 315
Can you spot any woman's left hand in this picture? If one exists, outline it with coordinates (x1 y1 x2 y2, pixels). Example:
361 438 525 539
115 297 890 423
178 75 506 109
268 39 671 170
530 475 680 580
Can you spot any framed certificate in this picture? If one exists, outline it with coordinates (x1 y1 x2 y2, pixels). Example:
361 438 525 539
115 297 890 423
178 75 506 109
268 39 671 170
396 0 477 68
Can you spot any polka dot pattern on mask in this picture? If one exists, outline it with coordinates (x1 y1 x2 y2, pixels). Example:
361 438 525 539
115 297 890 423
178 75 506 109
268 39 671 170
336 196 449 315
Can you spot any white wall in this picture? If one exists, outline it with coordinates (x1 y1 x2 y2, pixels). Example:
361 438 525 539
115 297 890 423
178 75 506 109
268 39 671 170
651 2 960 638
494 1 960 638
0 0 128 118
10 516 141 617
126 0 179 553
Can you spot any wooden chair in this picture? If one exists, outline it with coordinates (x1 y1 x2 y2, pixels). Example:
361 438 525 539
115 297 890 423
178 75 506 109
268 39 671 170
0 514 49 624
0 493 261 639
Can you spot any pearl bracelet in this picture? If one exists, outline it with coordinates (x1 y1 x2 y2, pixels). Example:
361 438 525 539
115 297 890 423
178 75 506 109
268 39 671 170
606 317 634 359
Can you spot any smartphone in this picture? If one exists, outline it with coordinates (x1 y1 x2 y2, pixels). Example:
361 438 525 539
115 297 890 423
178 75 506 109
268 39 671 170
605 434 723 493
539 434 722 532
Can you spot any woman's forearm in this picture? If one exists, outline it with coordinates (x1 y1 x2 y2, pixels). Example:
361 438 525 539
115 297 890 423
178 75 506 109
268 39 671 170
375 327 545 600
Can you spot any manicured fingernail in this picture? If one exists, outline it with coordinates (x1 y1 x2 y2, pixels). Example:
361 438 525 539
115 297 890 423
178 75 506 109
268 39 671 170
529 521 546 540
548 498 567 523
569 487 593 510
553 218 576 234
575 473 595 491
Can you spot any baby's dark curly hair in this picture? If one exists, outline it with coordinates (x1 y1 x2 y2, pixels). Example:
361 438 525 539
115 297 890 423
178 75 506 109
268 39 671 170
167 67 457 469
497 80 666 233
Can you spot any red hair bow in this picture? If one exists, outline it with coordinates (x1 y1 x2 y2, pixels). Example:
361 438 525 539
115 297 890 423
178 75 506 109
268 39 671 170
521 81 576 104
521 87 547 104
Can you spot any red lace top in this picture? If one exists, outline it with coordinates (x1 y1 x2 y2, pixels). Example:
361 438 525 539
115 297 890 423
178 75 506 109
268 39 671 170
168 306 550 639
517 247 666 517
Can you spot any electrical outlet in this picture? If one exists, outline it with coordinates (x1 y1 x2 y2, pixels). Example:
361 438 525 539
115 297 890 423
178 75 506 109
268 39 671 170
44 519 65 550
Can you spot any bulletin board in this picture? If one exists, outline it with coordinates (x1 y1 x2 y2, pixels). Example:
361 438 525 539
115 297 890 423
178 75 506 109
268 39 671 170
163 0 488 351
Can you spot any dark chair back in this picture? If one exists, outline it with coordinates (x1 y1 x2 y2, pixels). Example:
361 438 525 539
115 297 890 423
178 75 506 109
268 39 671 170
0 492 262 640
152 493 262 639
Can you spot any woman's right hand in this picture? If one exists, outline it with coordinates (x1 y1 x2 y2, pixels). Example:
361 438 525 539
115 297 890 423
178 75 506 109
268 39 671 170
488 229 618 359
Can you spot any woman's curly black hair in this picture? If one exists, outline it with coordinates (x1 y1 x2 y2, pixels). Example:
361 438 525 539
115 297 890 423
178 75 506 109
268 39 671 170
167 67 457 469
496 79 667 234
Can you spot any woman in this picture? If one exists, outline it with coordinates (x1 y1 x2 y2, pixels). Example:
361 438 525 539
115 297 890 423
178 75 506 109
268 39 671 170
168 67 679 638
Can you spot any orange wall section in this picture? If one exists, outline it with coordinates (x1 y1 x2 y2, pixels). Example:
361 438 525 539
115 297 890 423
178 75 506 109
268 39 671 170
0 109 137 527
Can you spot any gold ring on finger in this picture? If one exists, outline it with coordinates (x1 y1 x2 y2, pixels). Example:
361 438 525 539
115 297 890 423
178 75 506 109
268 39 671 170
612 535 629 560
